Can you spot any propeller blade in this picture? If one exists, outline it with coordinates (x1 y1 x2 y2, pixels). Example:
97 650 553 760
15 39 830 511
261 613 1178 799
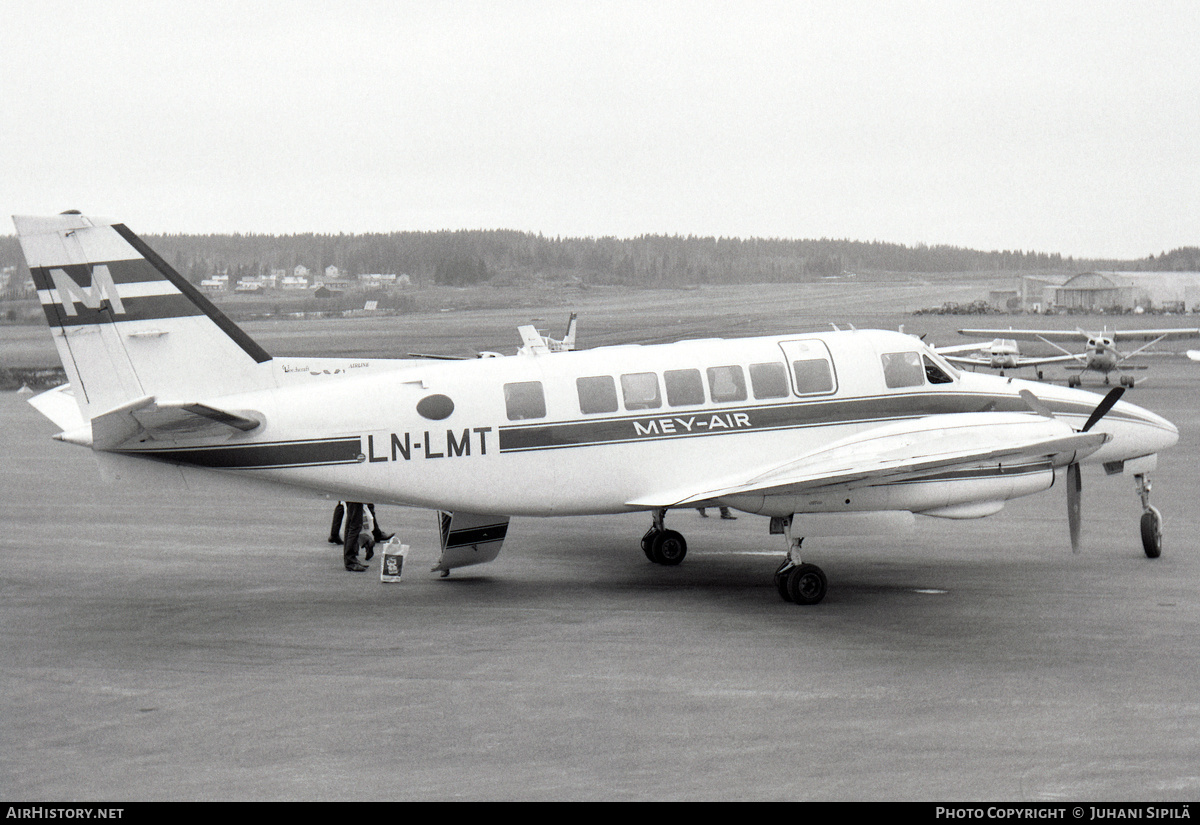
1067 462 1082 553
1018 389 1054 418
1081 387 1125 432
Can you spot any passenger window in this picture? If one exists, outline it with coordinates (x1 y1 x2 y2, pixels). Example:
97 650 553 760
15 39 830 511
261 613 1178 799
664 369 705 406
792 359 834 394
749 362 789 399
504 381 546 420
707 365 747 403
923 355 954 385
881 351 924 388
621 372 662 410
576 375 619 414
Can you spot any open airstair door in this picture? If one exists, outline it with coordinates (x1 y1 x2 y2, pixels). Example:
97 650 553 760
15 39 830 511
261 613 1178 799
433 511 511 575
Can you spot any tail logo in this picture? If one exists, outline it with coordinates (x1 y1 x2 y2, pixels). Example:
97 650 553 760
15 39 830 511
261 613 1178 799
46 264 125 316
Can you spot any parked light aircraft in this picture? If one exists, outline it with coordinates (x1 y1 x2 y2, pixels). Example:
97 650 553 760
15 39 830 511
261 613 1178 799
933 338 1077 379
958 327 1200 388
408 313 577 361
14 213 1181 604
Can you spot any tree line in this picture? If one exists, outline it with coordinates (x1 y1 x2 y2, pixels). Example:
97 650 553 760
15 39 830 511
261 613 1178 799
1 230 1196 291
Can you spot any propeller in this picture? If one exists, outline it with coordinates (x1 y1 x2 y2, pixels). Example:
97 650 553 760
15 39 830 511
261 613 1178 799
1022 387 1125 553
1066 387 1125 552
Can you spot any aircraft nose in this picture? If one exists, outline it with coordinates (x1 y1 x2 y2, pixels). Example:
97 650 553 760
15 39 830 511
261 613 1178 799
1116 399 1178 454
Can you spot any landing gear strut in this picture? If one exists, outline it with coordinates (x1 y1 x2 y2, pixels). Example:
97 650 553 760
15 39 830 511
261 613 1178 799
772 519 828 605
642 508 687 566
1135 473 1162 559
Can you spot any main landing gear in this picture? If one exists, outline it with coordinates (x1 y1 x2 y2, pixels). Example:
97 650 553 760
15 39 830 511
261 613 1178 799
772 522 828 605
642 508 688 566
1135 473 1163 559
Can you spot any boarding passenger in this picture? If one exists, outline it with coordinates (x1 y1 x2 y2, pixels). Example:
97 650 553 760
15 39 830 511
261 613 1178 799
329 502 394 572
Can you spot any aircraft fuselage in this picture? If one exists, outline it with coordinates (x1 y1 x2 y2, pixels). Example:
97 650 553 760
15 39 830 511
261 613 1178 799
116 329 1177 518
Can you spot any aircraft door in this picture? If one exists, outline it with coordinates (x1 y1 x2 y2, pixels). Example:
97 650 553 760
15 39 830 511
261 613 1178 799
777 339 838 397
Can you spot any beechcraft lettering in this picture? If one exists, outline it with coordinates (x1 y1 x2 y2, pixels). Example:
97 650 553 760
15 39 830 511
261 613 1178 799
13 213 1183 606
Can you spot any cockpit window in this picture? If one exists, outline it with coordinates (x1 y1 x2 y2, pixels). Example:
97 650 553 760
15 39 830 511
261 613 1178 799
881 351 924 388
923 355 954 385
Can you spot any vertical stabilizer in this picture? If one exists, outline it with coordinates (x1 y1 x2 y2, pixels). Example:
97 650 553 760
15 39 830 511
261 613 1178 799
13 213 272 421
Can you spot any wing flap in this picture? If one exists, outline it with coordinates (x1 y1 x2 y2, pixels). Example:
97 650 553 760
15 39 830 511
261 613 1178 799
628 412 1108 508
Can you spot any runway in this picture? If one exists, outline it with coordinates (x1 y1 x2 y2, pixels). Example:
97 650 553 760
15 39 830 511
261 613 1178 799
2 362 1199 801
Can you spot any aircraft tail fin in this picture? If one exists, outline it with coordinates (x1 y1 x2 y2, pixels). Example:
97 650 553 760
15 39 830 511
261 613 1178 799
13 213 273 423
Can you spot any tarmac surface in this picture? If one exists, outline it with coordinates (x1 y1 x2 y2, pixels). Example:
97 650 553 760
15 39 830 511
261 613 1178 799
2 351 1199 801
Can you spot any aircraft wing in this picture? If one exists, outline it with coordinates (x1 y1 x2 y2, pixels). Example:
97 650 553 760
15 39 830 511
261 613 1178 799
932 342 989 355
941 353 1081 369
958 328 1086 342
627 412 1107 508
1110 328 1200 342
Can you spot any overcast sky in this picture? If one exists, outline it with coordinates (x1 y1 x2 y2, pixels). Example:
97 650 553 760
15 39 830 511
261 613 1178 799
2 1 1197 259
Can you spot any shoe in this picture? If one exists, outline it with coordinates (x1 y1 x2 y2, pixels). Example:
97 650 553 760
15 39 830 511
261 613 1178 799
373 532 395 543
345 561 368 572
364 546 374 561
720 514 737 520
328 536 342 544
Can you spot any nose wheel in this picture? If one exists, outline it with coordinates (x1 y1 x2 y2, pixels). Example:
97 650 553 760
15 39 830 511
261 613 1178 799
1135 474 1162 559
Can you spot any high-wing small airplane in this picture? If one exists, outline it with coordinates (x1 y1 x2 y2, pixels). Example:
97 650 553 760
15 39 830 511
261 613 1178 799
408 313 577 360
933 338 1078 379
13 213 1181 605
958 326 1200 387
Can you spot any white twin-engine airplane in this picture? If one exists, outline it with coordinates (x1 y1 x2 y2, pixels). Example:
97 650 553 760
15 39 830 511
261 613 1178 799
14 213 1181 605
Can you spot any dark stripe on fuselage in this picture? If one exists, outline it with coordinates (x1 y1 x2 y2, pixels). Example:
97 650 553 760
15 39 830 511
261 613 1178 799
497 392 1147 453
116 437 362 470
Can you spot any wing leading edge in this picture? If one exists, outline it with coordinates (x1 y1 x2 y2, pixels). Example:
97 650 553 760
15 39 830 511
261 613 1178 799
627 412 1108 509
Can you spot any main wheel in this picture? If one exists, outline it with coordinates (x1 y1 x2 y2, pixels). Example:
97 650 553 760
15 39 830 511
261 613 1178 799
785 563 827 605
649 529 687 565
1140 507 1163 559
774 560 795 602
641 528 659 561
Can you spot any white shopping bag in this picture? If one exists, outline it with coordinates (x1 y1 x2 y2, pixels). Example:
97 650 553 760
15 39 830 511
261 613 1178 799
379 538 409 583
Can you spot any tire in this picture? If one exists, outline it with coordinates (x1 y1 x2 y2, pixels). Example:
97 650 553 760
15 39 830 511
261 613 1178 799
650 530 687 565
1141 507 1162 559
774 560 794 602
641 528 659 561
786 563 827 605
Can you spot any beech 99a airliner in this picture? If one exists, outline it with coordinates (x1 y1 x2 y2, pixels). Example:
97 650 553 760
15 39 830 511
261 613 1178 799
13 213 1180 604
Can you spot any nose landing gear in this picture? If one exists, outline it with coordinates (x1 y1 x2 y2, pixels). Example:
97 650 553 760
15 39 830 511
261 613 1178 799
1135 473 1162 559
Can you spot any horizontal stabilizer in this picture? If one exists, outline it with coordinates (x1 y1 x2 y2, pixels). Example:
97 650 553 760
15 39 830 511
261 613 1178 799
89 396 262 450
27 384 86 433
